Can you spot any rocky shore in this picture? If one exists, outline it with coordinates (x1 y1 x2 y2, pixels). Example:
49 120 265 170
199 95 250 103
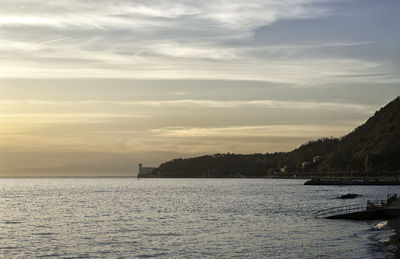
388 219 400 257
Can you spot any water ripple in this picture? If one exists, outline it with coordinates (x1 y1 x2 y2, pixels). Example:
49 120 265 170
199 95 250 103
0 178 397 258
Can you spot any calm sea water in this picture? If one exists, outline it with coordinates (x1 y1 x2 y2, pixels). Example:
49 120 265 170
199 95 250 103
0 178 398 258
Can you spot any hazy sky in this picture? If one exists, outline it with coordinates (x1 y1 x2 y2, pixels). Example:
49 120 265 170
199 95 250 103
1 0 399 176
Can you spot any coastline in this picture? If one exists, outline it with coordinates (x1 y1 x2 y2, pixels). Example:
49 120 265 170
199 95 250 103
388 219 400 257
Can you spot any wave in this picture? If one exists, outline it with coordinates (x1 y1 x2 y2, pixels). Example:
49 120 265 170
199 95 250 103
373 220 389 230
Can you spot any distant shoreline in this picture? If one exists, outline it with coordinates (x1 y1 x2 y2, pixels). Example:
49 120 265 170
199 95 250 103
1 175 399 181
304 177 400 185
0 176 138 179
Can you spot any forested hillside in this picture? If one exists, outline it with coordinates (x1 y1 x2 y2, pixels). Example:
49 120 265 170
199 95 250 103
139 97 400 178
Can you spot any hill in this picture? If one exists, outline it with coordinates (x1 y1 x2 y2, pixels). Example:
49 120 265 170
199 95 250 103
138 97 400 178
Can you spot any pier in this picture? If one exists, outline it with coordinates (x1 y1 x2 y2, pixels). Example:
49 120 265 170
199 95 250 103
315 195 400 220
305 178 400 185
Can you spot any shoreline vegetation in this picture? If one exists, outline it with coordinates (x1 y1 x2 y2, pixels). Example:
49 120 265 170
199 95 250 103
139 97 399 179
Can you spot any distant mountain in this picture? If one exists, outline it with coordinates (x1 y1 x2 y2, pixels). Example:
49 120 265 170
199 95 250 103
139 97 400 178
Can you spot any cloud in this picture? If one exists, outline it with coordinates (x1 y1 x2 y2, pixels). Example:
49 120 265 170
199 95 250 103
0 1 329 30
0 98 377 112
1 0 397 176
150 124 353 138
0 0 395 84
0 112 148 120
39 37 71 45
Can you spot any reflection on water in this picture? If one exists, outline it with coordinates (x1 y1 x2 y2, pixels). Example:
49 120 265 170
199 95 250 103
0 178 397 258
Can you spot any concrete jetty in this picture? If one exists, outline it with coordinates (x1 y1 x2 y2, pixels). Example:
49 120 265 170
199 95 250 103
315 194 400 220
305 178 400 185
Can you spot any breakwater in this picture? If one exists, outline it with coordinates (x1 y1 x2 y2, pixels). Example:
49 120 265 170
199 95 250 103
304 178 400 185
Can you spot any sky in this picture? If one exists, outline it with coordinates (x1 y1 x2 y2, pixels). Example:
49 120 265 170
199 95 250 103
0 0 399 176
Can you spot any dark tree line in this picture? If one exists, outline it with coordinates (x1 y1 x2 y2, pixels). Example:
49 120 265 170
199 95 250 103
139 97 400 178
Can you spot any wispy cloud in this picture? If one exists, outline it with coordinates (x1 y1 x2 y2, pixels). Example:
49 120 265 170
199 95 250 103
0 1 329 30
39 37 71 45
0 112 148 120
0 0 395 84
150 124 351 138
0 99 377 112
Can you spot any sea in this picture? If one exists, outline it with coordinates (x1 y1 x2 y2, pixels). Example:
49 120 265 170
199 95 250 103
0 178 398 258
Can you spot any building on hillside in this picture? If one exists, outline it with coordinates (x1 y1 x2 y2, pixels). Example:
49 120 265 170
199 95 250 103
313 156 321 163
301 161 311 168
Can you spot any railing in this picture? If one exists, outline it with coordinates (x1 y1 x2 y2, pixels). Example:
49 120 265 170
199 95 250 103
314 200 385 219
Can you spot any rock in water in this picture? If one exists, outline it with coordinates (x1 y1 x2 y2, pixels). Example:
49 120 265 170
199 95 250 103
338 193 360 199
